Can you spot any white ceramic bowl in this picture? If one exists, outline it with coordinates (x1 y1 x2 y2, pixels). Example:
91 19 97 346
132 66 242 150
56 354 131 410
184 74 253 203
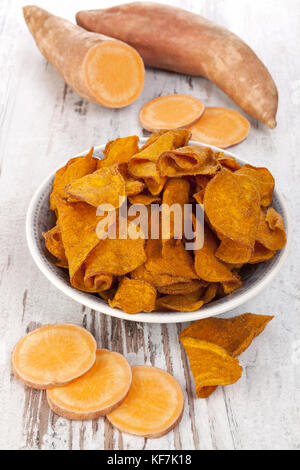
26 140 291 324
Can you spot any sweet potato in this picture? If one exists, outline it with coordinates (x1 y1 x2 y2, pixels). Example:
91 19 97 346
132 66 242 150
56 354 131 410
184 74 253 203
187 107 250 148
12 324 97 389
76 2 278 127
23 6 145 108
47 349 132 420
139 94 205 132
107 365 184 438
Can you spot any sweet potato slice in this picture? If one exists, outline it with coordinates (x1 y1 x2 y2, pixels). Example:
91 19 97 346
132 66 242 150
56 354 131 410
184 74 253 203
98 135 140 168
194 226 239 283
187 107 250 148
47 349 132 420
215 237 252 264
157 145 220 177
23 6 144 109
42 224 68 267
65 166 126 209
12 324 97 389
180 338 242 397
107 365 184 438
130 264 190 288
139 94 205 132
109 277 156 314
50 148 97 211
203 169 260 248
249 242 275 264
256 207 286 251
235 165 275 207
157 288 205 312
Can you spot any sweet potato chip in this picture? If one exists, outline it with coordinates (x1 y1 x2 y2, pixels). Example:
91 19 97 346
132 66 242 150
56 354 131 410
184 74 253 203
140 129 191 151
139 131 166 151
215 237 252 264
157 288 205 312
55 199 100 289
130 264 189 287
146 239 197 279
235 164 275 207
109 277 157 314
83 230 146 278
125 178 146 196
202 283 218 303
193 175 211 204
180 338 242 396
97 136 139 168
128 193 161 205
194 226 239 283
144 176 167 196
50 148 97 211
249 242 275 264
221 278 243 294
128 132 174 179
204 168 260 248
217 154 242 171
117 163 146 197
180 314 273 358
157 146 221 177
83 272 113 292
162 178 190 243
43 224 68 266
157 280 205 295
256 207 286 250
65 166 125 209
128 130 190 195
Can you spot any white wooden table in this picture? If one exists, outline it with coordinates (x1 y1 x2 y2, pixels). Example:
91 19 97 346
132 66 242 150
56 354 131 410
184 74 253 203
0 0 299 450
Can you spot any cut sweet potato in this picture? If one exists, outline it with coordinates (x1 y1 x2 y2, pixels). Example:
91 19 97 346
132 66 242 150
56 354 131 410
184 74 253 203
47 349 132 420
107 365 184 438
76 3 278 127
139 94 205 132
12 324 96 389
23 6 144 108
187 107 250 148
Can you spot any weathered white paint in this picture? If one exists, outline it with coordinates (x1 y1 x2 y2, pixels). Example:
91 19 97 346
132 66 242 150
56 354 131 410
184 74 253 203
0 0 299 450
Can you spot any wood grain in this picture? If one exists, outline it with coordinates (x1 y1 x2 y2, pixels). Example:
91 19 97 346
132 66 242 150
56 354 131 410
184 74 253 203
0 0 299 450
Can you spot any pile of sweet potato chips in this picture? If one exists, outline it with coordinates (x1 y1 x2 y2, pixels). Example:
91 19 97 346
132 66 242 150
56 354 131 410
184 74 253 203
43 130 286 314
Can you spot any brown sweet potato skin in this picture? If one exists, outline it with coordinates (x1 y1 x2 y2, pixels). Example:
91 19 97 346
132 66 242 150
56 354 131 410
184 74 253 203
76 2 278 128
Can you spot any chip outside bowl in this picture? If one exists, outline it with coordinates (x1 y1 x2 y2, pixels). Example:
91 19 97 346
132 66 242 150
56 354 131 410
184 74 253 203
26 140 291 324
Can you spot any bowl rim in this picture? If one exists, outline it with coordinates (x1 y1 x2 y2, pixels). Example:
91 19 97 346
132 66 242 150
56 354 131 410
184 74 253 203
26 140 292 324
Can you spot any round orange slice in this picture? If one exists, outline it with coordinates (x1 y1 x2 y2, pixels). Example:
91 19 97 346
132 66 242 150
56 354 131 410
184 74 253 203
12 324 97 389
107 365 184 438
187 107 250 148
139 94 205 132
47 349 132 420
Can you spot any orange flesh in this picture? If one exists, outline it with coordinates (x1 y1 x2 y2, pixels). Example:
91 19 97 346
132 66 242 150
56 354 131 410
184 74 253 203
107 365 184 438
140 94 205 132
47 350 132 419
12 324 96 389
84 41 145 108
187 107 250 148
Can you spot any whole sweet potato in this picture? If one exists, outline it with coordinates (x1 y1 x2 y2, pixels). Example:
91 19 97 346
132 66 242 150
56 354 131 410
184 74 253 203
76 2 278 128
